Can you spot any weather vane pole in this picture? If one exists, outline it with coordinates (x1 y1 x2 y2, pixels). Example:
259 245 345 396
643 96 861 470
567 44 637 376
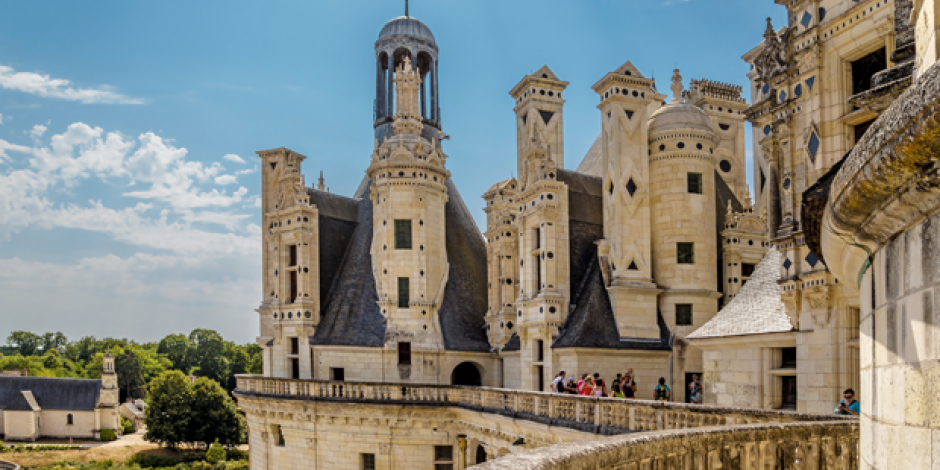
405 0 409 17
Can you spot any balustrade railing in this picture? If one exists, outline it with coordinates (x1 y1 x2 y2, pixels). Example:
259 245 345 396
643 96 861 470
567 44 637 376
471 421 858 469
235 375 853 435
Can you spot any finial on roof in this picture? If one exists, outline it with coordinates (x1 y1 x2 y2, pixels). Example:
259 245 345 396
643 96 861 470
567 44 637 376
405 0 409 17
764 17 775 39
317 171 325 191
670 69 684 103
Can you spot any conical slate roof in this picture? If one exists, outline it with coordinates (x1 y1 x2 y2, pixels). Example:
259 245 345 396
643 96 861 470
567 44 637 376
688 248 793 339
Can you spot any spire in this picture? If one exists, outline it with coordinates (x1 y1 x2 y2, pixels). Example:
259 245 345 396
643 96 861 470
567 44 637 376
764 17 776 40
670 69 684 103
317 171 325 191
405 0 409 17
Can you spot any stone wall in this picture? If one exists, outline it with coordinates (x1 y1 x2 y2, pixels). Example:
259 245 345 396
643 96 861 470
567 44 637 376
37 410 97 439
859 212 940 468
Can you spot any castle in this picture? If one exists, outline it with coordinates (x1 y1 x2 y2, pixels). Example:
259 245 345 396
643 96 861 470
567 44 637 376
253 12 752 403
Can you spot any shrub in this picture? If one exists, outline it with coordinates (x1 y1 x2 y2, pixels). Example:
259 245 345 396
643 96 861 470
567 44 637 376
205 439 226 464
121 416 136 434
99 429 117 441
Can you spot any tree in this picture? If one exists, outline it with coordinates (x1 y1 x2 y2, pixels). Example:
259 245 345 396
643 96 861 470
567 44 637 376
117 349 146 401
189 377 244 447
157 334 193 373
40 332 67 354
188 329 230 386
145 371 194 449
7 331 41 356
144 371 243 449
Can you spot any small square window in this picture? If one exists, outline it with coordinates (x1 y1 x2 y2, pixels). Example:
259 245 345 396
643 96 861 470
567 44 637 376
398 277 410 308
362 454 376 470
742 263 755 277
677 243 695 264
687 173 703 194
398 342 411 366
434 446 454 469
331 367 345 381
395 220 413 249
676 304 693 326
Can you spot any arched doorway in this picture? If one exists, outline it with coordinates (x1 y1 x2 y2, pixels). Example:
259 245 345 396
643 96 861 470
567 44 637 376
475 445 488 464
451 362 482 386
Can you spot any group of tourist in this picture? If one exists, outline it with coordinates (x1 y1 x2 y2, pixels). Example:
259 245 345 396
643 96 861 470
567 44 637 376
550 370 704 403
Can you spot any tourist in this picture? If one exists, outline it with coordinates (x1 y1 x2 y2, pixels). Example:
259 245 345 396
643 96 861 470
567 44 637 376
593 374 608 397
576 373 588 393
654 377 672 401
623 373 637 399
689 374 703 404
834 389 860 416
551 371 566 393
566 377 578 394
579 377 595 396
611 373 624 398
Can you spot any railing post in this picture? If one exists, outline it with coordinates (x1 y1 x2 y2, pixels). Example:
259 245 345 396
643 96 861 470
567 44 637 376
548 395 555 418
629 407 635 431
594 400 602 426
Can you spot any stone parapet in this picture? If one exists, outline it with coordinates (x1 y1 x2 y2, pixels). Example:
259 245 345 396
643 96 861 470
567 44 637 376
234 375 852 436
472 421 858 469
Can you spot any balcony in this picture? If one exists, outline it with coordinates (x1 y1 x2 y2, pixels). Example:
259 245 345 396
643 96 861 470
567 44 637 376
235 375 856 467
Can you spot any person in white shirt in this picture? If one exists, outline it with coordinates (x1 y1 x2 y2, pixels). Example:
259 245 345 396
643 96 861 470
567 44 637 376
551 371 567 393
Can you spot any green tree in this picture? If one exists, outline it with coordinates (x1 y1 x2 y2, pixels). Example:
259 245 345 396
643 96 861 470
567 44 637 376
189 377 244 447
145 370 194 449
40 332 68 354
6 331 41 356
157 334 194 373
188 329 230 386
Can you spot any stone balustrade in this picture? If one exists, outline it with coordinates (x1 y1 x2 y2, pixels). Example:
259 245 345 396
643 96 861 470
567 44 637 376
234 375 852 436
472 421 858 469
0 462 20 470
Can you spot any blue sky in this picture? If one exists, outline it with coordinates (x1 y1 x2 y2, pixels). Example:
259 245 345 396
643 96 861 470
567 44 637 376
0 1 786 344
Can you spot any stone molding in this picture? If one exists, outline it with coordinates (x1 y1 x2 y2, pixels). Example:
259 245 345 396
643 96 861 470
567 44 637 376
473 421 859 470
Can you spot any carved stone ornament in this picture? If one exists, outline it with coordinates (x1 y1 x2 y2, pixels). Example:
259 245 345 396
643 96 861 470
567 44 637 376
753 19 792 83
804 286 830 327
781 290 800 329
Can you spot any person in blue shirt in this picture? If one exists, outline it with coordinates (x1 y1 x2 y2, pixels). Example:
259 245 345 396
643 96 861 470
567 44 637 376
834 388 860 415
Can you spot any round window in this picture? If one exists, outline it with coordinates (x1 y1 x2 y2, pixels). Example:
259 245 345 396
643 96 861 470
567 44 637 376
720 160 732 173
783 178 792 190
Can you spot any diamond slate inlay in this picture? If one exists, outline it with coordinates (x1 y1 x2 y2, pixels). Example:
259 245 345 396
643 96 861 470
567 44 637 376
808 131 820 162
801 11 813 28
625 110 634 120
806 76 816 91
805 252 819 268
626 178 637 197
783 258 793 270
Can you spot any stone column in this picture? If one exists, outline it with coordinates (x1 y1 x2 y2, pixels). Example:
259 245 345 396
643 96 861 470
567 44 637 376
765 145 781 237
386 52 394 115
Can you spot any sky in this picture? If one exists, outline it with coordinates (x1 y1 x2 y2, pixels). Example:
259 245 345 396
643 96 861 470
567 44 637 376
0 0 787 345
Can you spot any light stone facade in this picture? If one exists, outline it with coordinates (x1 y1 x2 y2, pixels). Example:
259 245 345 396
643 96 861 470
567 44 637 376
688 0 921 415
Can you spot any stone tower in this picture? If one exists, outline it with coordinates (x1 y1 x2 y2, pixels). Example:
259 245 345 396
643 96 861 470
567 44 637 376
648 70 721 335
509 66 568 187
592 61 665 339
99 351 119 406
255 147 318 379
367 56 451 350
687 79 750 202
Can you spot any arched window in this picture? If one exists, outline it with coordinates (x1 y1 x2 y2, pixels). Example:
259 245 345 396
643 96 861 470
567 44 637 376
67 414 73 425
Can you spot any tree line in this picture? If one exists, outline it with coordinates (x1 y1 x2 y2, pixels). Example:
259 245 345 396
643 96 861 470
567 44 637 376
2 329 262 401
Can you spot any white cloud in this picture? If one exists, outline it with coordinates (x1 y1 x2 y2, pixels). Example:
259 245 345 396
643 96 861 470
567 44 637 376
236 167 257 176
223 153 246 164
214 174 238 186
30 124 47 141
0 65 145 104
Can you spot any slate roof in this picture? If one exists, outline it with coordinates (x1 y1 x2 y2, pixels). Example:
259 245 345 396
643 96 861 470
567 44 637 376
311 177 490 351
688 248 793 339
553 255 671 350
0 376 101 411
574 134 604 177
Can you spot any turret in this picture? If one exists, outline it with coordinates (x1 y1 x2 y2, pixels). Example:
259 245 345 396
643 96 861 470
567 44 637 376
509 66 568 190
367 56 451 350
